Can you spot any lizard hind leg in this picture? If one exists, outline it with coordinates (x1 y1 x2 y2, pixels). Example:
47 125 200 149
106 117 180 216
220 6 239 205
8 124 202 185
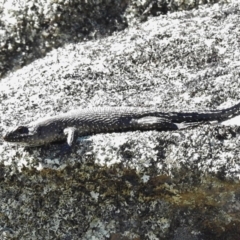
131 116 201 131
174 121 203 130
131 116 179 131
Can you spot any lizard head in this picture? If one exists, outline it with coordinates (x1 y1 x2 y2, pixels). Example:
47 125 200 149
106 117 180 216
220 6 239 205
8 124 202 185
3 121 65 146
3 126 30 143
3 125 44 146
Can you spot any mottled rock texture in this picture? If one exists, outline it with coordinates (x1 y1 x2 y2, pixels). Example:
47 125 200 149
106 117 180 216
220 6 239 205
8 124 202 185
1 0 240 239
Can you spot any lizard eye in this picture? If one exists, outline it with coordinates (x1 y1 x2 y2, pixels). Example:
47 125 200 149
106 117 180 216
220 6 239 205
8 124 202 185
16 126 29 134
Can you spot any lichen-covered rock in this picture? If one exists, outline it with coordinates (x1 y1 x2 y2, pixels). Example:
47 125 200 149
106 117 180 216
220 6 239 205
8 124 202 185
0 0 240 239
0 0 228 77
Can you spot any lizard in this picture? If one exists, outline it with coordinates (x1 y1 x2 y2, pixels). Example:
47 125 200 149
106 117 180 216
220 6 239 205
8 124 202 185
2 102 240 152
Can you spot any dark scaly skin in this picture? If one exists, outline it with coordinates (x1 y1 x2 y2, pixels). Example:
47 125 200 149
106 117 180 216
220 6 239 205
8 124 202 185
2 103 240 149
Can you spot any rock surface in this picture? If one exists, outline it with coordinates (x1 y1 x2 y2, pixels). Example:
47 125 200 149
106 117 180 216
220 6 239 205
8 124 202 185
1 0 240 239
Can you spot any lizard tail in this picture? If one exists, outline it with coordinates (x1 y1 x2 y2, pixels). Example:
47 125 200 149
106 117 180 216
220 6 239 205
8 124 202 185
216 101 240 121
170 101 240 123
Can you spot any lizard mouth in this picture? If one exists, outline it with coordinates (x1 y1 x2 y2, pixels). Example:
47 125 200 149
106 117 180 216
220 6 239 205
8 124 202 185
2 134 26 143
